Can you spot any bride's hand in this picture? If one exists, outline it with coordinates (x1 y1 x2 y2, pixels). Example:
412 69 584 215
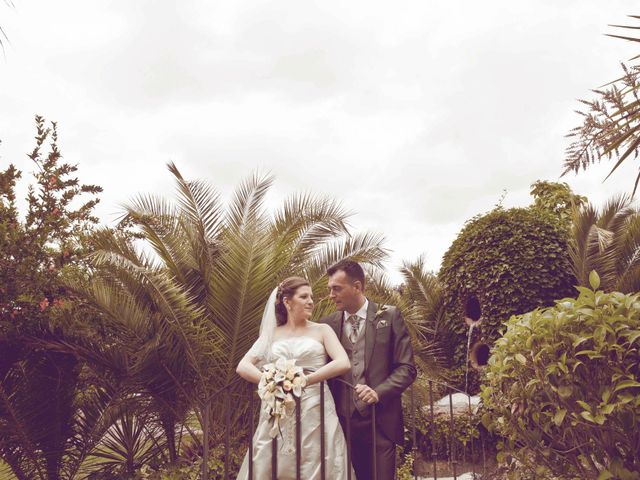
304 371 315 386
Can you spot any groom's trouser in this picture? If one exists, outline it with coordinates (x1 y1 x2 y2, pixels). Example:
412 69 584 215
341 411 396 480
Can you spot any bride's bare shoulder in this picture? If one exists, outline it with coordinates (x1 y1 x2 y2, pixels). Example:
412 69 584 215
308 322 333 341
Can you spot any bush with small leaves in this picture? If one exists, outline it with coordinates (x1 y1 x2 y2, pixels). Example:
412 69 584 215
481 272 640 479
438 206 576 390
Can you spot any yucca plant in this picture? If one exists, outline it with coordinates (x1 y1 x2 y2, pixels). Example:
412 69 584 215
570 194 640 293
71 163 387 477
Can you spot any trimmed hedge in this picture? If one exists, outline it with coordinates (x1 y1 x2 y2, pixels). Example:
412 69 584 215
438 207 576 382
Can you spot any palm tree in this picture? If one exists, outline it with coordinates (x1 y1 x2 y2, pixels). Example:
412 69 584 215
396 257 447 379
564 16 640 193
570 194 640 293
362 258 446 380
69 163 388 476
0 116 113 480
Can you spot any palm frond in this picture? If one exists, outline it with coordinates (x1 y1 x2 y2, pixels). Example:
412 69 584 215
303 232 388 286
564 18 640 193
210 222 277 386
269 193 351 276
570 195 640 292
168 161 224 240
224 172 273 234
0 460 19 480
120 195 187 277
0 378 46 480
0 351 81 480
569 204 600 285
86 410 164 476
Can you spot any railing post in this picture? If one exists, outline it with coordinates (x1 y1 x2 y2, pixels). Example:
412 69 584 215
411 385 417 480
271 437 277 480
468 394 475 478
202 400 210 480
295 396 301 480
481 426 486 477
371 405 377 480
449 390 457 480
249 389 254 480
225 390 230 480
429 380 437 480
320 381 326 480
344 387 352 480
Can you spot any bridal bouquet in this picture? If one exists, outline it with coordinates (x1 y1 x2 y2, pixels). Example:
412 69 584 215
258 357 307 438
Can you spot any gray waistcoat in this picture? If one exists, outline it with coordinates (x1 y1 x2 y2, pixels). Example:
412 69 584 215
339 325 370 417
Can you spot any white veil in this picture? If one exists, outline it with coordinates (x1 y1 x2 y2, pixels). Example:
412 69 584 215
247 287 279 363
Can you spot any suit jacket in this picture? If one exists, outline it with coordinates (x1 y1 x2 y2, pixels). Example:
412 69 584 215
319 299 417 444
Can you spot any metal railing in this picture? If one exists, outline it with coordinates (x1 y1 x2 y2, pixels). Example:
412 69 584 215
209 377 487 480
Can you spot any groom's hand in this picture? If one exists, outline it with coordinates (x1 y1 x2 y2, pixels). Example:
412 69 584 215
354 384 379 404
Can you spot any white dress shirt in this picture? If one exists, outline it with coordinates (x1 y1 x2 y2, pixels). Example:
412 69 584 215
342 299 368 339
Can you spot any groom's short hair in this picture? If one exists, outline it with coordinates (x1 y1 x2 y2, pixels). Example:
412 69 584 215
327 260 365 289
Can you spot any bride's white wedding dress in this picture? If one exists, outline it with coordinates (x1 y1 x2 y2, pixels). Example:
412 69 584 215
236 336 354 479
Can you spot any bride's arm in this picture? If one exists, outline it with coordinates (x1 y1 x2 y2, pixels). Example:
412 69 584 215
306 324 350 386
236 354 263 384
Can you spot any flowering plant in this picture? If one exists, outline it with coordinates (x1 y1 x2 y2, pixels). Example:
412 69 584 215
258 357 307 438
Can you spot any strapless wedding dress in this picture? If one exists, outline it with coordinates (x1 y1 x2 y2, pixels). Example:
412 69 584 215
236 336 354 479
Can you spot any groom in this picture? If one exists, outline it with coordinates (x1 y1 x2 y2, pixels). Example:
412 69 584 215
320 260 417 480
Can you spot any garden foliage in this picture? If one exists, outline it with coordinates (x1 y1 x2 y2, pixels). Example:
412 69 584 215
0 117 104 480
0 117 392 479
569 194 640 294
438 206 576 378
481 272 640 479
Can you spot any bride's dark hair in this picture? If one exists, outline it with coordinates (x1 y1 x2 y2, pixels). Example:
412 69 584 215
275 276 310 326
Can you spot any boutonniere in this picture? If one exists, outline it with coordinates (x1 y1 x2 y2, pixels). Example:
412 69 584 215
374 305 389 328
374 305 388 319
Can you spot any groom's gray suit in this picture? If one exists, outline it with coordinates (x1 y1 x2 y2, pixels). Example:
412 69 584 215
320 299 416 479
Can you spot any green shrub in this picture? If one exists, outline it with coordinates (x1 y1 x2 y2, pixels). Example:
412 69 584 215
134 441 244 480
403 377 487 463
415 411 481 460
396 452 415 480
438 207 576 386
481 272 640 479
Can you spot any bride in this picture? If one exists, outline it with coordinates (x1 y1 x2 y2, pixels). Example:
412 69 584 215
235 276 355 479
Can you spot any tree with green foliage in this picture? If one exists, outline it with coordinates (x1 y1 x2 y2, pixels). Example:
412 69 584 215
530 180 587 228
0 116 106 480
481 272 640 479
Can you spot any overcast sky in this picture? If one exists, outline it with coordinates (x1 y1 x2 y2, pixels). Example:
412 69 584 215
2 1 639 282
